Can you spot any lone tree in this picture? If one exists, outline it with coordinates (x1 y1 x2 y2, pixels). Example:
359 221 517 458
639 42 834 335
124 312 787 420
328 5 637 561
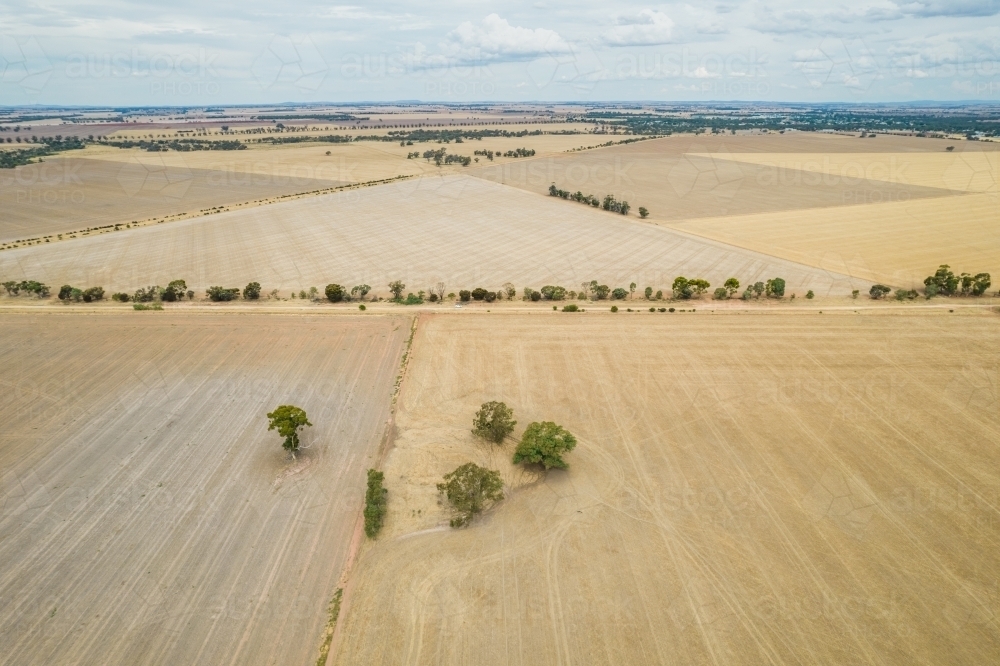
388 280 405 300
869 284 892 299
513 421 577 470
724 277 740 297
472 401 516 443
243 282 261 300
266 405 312 459
325 283 345 302
363 469 387 538
765 277 785 298
437 462 504 528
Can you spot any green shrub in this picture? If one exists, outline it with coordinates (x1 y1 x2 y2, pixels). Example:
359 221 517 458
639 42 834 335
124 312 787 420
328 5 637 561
58 284 74 300
610 305 618 312
358 304 366 311
658 307 666 312
484 291 497 302
325 284 345 302
437 463 504 528
472 401 516 443
869 284 891 300
668 307 675 312
611 288 628 300
133 303 163 311
82 287 104 302
713 287 728 300
644 286 653 299
765 278 786 298
806 290 815 299
402 293 423 305
513 422 577 470
459 290 471 302
471 287 488 301
540 285 567 300
207 286 240 302
243 282 261 300
111 292 130 302
563 304 579 312
530 291 541 301
363 469 387 538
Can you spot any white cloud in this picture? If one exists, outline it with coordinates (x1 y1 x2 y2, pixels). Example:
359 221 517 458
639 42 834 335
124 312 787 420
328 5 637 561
604 10 675 47
443 14 570 63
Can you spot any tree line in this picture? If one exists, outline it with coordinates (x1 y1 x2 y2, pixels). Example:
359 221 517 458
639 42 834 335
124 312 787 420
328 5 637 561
548 185 647 218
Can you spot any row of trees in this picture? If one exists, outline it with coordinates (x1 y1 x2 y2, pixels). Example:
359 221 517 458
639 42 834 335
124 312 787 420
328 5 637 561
547 185 646 217
58 285 104 302
2 280 50 297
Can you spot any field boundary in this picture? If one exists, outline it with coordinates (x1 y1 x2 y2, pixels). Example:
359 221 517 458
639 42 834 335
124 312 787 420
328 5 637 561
324 314 420 666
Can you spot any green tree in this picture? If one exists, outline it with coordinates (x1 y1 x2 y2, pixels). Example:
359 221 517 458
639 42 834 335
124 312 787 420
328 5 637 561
752 282 765 298
266 405 312 458
923 265 958 296
766 278 786 298
638 207 649 219
437 463 504 528
363 469 387 538
388 280 405 300
472 401 516 443
629 282 636 298
459 290 471 302
869 284 892 299
243 282 261 300
207 286 240 302
82 287 104 303
2 281 20 296
513 421 578 470
644 286 653 300
325 284 345 302
502 282 516 300
806 290 815 299
58 284 74 300
351 284 371 300
724 278 740 297
611 287 628 300
713 287 728 300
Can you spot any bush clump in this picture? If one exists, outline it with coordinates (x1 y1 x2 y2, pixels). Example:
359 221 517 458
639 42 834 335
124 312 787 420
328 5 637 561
459 290 471 302
207 286 240 302
111 292 130 302
472 401 516 443
471 287 488 301
562 304 579 312
513 422 577 470
243 282 261 300
437 463 504 528
325 284 345 302
363 469 387 538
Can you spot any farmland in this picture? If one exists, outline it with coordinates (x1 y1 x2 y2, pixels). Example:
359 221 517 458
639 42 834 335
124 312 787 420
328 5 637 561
0 174 858 297
0 313 409 665
332 312 1000 665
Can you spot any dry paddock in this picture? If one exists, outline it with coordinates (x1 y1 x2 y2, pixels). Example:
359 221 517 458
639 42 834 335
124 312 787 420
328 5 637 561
0 312 409 666
332 310 1000 665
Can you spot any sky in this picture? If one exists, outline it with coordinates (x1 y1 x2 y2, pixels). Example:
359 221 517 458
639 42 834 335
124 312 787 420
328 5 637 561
0 0 998 105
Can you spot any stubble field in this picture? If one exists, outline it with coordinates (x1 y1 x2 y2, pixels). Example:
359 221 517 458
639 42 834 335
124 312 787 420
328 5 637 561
0 313 409 666
0 174 857 297
333 312 1000 665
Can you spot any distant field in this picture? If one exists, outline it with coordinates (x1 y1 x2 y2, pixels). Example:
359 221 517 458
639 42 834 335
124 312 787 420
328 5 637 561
471 133 969 222
333 312 1000 665
666 192 999 287
0 155 341 243
0 175 857 296
0 313 408 666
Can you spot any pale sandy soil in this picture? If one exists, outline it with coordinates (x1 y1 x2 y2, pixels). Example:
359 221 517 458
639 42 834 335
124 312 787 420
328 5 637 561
0 313 409 666
470 133 982 223
332 312 1000 665
0 175 859 297
664 192 999 288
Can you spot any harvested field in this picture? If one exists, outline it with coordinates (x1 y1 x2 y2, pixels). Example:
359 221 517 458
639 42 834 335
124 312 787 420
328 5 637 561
0 175 858 296
665 192 1000 287
470 133 975 222
0 155 341 243
333 312 1000 665
0 313 409 665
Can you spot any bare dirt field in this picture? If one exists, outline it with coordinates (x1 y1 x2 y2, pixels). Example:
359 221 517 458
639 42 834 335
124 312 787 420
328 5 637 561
0 312 409 666
0 155 341 243
469 133 981 221
665 192 1000 287
332 311 1000 665
0 174 858 297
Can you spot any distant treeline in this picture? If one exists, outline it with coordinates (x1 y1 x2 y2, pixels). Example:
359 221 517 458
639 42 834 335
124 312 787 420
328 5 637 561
0 137 86 168
100 138 247 151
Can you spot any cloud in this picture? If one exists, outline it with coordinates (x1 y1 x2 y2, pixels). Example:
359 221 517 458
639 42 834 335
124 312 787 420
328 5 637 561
896 1 1000 17
443 14 570 63
604 10 675 47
